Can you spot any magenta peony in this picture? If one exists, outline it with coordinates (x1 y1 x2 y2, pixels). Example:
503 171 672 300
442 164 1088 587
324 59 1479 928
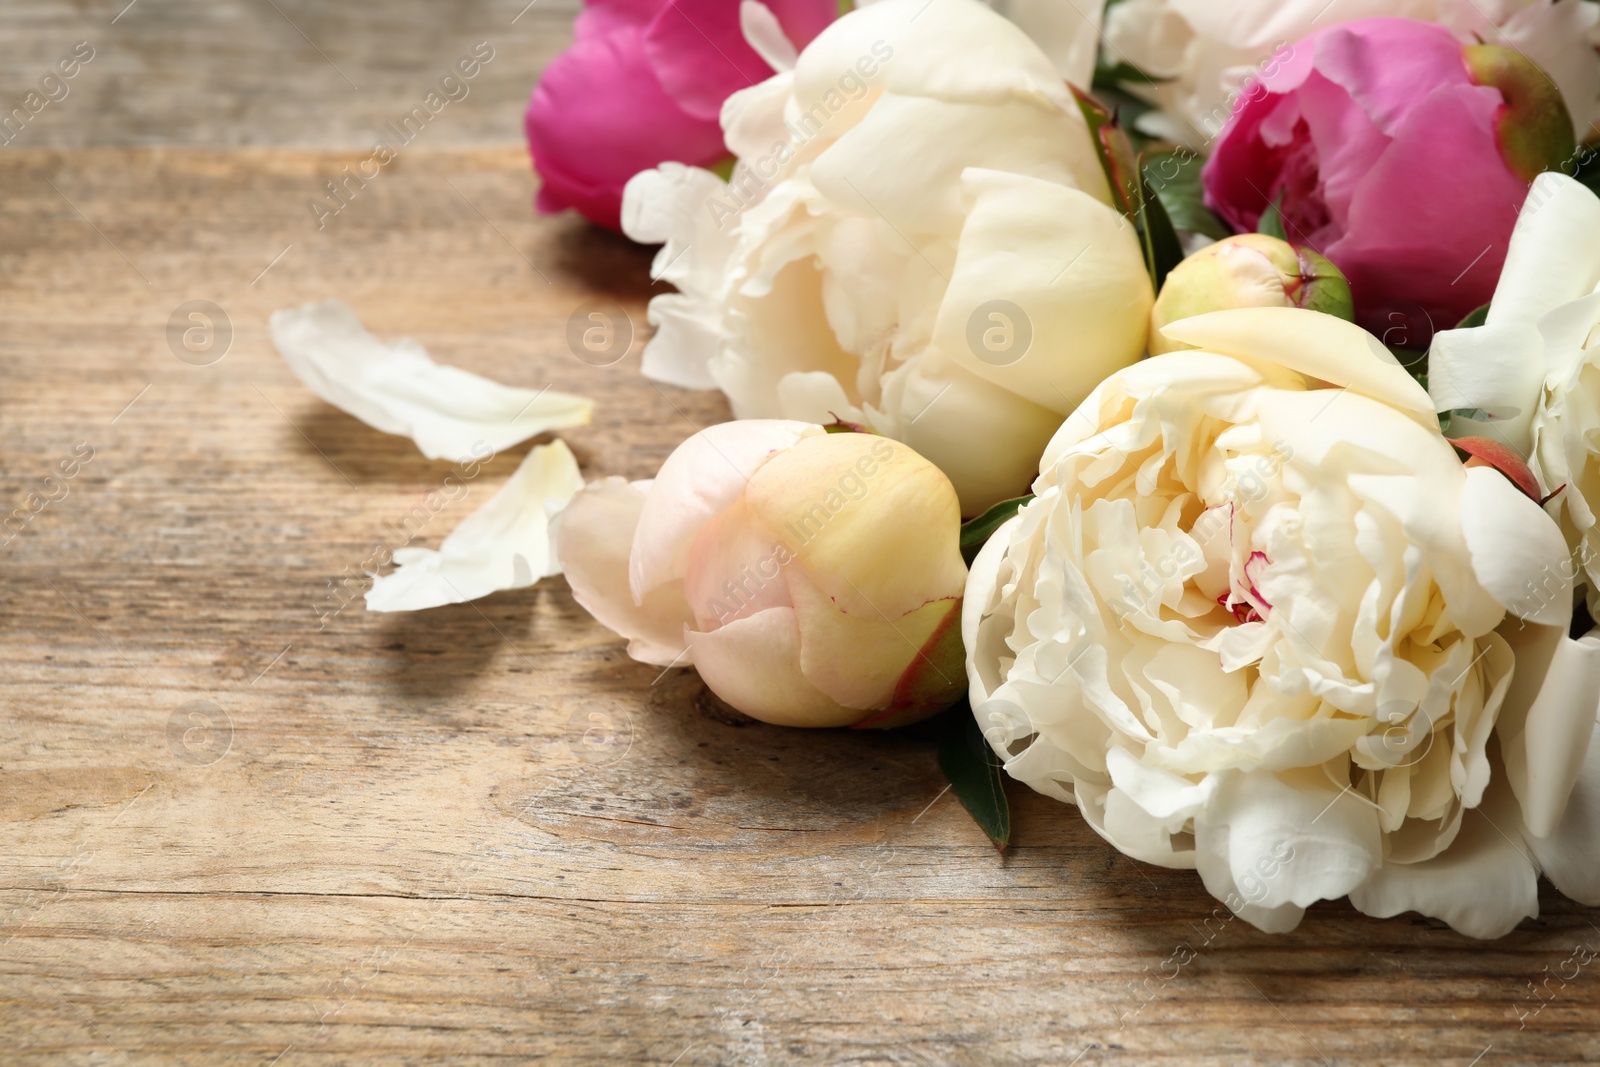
1203 17 1573 343
525 0 835 231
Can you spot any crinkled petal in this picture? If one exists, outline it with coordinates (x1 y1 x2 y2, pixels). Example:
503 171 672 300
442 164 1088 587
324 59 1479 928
1350 781 1540 939
1194 769 1381 930
270 300 592 463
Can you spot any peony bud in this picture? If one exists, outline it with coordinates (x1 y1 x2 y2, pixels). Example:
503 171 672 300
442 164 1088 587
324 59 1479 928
1149 235 1352 355
559 421 969 728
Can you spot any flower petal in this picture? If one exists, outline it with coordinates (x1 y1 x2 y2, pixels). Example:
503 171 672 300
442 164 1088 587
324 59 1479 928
559 475 698 667
1350 780 1540 939
1160 307 1437 428
1488 172 1600 329
1458 465 1573 627
270 300 592 462
740 0 798 72
1194 768 1381 930
1500 628 1600 839
367 441 585 612
630 420 823 599
687 606 859 726
1525 715 1600 906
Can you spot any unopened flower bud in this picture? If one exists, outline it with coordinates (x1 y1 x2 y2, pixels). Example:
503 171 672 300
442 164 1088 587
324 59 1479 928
559 422 969 728
1150 235 1353 355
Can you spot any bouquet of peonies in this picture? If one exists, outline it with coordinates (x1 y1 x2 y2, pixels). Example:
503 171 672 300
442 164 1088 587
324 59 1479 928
275 0 1600 939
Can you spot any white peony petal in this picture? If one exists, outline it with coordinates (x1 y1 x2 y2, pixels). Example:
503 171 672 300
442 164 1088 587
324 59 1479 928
270 300 592 463
879 353 1063 516
1500 628 1600 839
963 514 1020 709
1426 321 1546 450
1486 172 1600 329
622 163 742 299
1525 716 1600 906
931 168 1152 416
641 294 723 391
629 420 823 600
558 476 697 667
739 0 798 72
988 0 1104 90
367 441 585 612
1350 782 1540 939
1458 465 1573 627
1161 307 1438 428
1194 769 1381 926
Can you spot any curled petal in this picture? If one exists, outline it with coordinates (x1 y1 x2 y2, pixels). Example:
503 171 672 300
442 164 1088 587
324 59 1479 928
368 441 585 612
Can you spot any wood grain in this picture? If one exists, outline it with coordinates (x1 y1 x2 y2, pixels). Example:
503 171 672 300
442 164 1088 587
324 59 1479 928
2 7 1600 1064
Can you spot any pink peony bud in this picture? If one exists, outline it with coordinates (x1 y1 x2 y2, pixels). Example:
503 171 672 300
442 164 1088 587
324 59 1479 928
1203 18 1574 344
558 422 969 728
525 0 836 231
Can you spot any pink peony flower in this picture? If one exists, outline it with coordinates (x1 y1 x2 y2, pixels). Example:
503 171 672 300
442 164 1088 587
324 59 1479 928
526 0 836 232
1203 17 1573 343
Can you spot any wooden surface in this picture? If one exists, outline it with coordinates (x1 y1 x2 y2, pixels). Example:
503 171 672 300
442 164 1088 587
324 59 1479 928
4 4 1600 1065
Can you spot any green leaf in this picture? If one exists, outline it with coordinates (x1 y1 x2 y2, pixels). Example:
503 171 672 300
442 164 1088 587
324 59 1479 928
1137 162 1185 293
1455 302 1491 330
1141 152 1230 240
960 494 1031 565
1093 60 1166 89
1070 85 1142 220
936 700 1010 851
1258 196 1287 240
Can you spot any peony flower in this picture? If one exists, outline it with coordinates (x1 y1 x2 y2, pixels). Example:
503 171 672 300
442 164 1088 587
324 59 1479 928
558 421 968 727
1202 18 1575 342
964 306 1600 937
525 0 837 231
1149 234 1352 355
1104 0 1600 148
1430 171 1600 617
622 0 1152 515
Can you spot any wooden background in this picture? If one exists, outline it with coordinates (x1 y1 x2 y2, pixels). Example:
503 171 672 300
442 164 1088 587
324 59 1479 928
2 2 1598 1063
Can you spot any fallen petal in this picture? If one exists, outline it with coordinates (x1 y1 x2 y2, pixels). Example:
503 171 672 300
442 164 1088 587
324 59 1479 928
271 299 593 462
367 441 585 612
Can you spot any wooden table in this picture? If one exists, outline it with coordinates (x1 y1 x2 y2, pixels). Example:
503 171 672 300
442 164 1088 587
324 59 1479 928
4 3 1599 1064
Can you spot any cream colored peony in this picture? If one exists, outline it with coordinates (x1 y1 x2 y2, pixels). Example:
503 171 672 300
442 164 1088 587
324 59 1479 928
622 0 1153 515
1103 0 1600 147
1431 172 1600 620
558 422 968 728
964 306 1600 937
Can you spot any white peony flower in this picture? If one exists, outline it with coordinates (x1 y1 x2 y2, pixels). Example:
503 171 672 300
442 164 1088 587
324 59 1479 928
1430 172 1600 617
622 0 1154 515
1103 0 1600 148
964 306 1600 937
